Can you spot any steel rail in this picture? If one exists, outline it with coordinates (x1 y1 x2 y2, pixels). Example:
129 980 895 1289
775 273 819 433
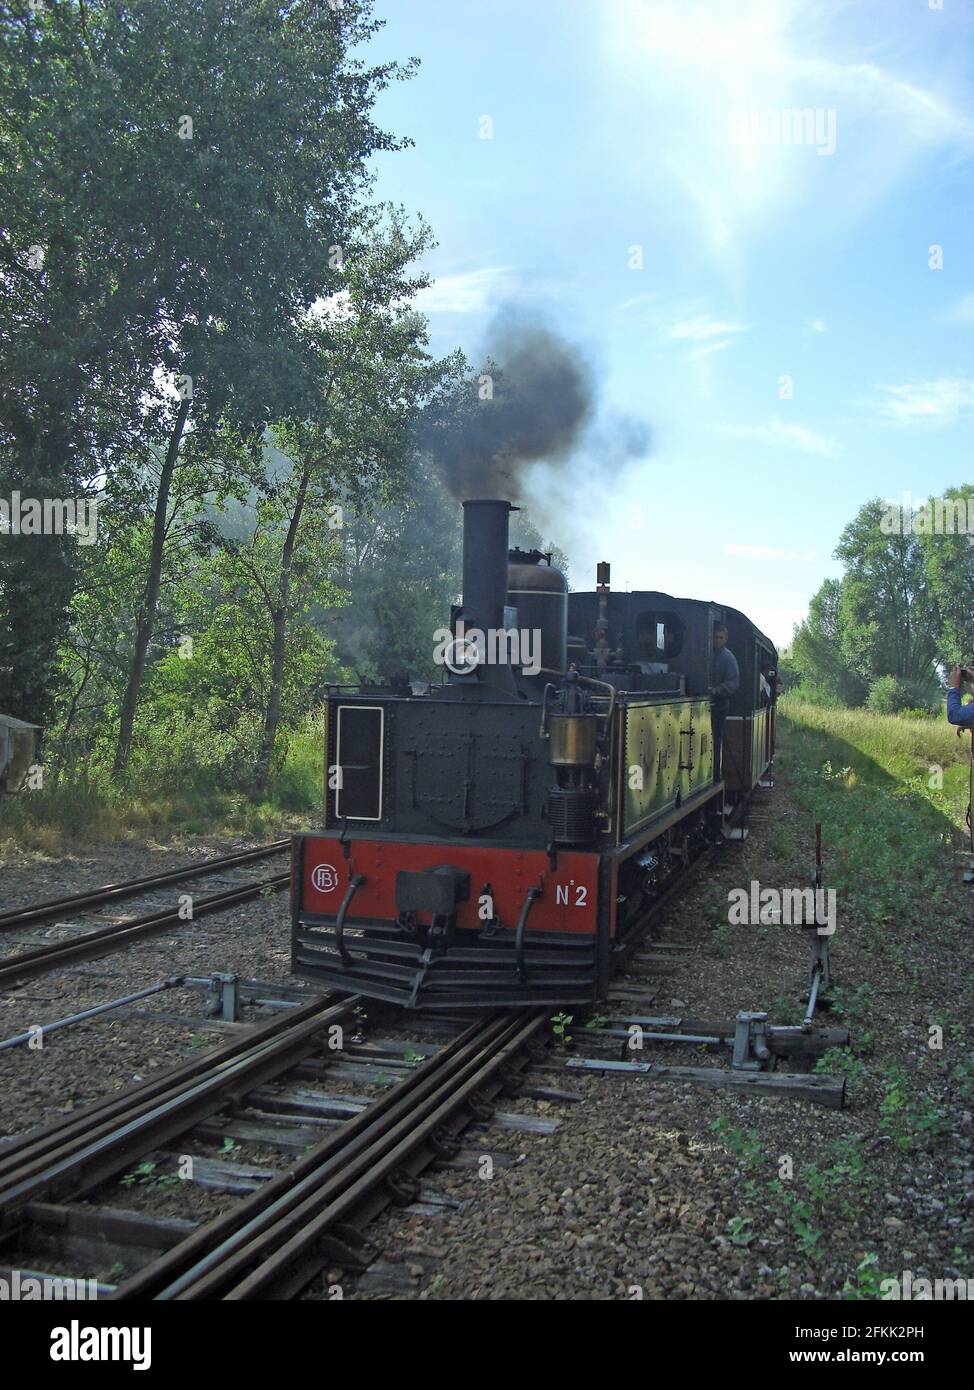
112 1013 514 1300
0 995 355 1219
0 990 336 1176
0 872 290 987
0 840 289 934
186 1011 545 1300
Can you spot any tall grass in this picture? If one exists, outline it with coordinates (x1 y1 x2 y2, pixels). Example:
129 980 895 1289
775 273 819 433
780 696 970 771
779 697 972 831
774 702 972 964
0 714 325 853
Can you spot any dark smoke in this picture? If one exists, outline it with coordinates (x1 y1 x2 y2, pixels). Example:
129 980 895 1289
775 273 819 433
423 310 598 500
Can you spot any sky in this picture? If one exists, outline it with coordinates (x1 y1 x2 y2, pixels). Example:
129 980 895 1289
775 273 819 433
361 0 974 647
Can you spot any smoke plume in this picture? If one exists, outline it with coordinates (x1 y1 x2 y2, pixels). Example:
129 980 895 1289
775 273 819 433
422 310 598 499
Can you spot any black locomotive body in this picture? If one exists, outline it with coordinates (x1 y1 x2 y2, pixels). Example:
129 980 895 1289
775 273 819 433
291 500 777 1010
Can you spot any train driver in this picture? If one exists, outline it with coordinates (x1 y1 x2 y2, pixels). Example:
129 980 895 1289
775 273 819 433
709 623 740 777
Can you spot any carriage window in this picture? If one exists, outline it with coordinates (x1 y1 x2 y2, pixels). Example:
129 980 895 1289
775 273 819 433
635 611 685 660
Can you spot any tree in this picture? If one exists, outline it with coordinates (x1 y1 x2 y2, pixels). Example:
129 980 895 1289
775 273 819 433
790 490 974 705
330 454 462 685
834 498 939 685
0 0 413 725
918 484 974 669
110 420 267 771
791 578 870 706
247 208 453 788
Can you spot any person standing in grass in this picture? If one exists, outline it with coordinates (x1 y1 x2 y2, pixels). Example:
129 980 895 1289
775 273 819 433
948 665 974 867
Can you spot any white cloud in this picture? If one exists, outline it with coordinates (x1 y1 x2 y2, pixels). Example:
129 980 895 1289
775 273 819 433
615 291 660 314
309 290 353 323
807 317 828 333
689 337 736 360
722 419 841 456
872 379 974 426
941 294 974 325
416 266 515 315
668 313 749 342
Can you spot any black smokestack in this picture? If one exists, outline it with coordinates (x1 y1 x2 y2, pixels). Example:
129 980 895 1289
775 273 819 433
461 499 516 635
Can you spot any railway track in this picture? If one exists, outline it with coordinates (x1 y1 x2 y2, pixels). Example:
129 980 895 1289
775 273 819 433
0 993 546 1300
0 839 289 934
0 808 849 1306
0 845 290 987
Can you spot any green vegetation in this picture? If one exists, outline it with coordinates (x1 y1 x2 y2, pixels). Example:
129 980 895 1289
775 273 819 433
1 716 325 852
0 2 567 851
550 1012 574 1047
710 695 969 1272
788 489 974 709
779 702 970 880
877 1065 950 1152
842 1253 898 1301
710 1118 874 1262
726 1214 756 1247
814 1046 870 1088
119 1160 180 1191
782 699 970 784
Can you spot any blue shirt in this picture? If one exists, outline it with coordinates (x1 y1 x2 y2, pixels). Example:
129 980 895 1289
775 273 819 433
710 646 740 703
947 688 974 728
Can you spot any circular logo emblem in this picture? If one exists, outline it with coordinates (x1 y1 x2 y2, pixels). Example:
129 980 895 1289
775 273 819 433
443 635 480 677
312 863 339 893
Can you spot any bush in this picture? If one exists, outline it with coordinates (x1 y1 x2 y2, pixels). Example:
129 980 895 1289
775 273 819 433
265 715 323 812
866 675 938 716
1 713 325 850
776 656 803 694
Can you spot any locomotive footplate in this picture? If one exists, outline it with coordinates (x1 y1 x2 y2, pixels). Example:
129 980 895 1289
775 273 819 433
293 917 602 1011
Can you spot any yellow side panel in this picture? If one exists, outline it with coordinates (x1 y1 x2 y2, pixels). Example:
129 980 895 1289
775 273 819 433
622 699 714 838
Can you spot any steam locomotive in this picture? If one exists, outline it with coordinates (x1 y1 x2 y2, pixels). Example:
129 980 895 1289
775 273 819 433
291 499 777 1010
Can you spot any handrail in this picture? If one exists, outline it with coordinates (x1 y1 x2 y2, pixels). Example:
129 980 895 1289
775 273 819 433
514 884 542 983
335 874 366 966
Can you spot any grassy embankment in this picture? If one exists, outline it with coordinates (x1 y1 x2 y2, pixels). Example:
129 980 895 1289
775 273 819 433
705 700 973 1296
780 697 972 827
0 716 325 854
774 696 971 948
774 699 973 1154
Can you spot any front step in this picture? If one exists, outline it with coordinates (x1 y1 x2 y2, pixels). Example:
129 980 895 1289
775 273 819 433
293 923 600 1010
